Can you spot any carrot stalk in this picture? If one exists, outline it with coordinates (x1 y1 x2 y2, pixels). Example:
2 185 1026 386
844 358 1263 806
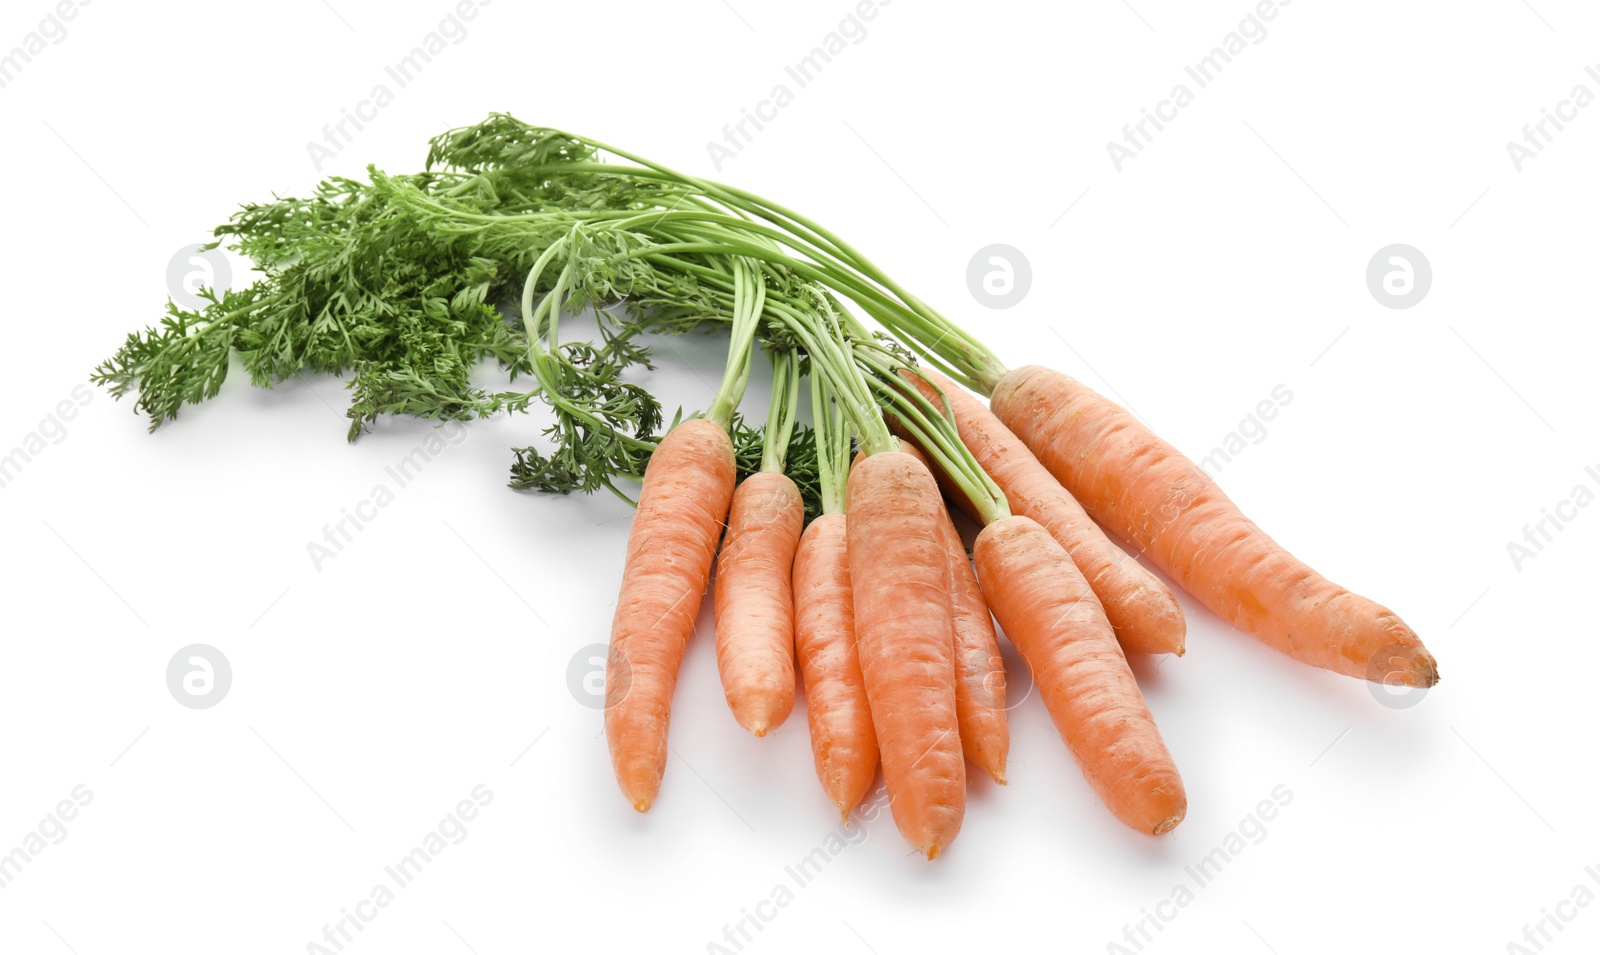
990 365 1439 687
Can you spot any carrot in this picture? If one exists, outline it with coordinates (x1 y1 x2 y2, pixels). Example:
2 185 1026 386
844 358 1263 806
714 349 807 736
852 346 1186 834
848 450 965 858
990 365 1439 686
974 515 1186 834
605 417 737 812
714 470 804 735
852 441 1008 784
605 256 772 811
793 513 878 819
936 504 1010 785
794 371 879 820
908 368 1187 657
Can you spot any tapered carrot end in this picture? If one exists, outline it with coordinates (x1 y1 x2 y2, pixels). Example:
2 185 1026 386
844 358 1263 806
967 740 1009 786
1152 812 1184 835
1369 642 1441 688
839 808 852 828
1410 649 1441 688
734 695 793 738
617 765 661 814
616 769 660 814
982 758 1008 786
925 844 941 861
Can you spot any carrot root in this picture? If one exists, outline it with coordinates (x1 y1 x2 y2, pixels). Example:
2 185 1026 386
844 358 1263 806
604 418 737 812
991 365 1438 687
906 368 1187 658
714 471 804 736
935 503 1009 785
793 514 879 819
975 515 1186 835
848 451 966 859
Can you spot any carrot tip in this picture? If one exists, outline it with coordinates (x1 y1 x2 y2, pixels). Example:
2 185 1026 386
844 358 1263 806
925 844 941 861
632 797 652 813
1372 644 1441 688
1152 813 1184 835
978 759 1007 785
750 722 769 738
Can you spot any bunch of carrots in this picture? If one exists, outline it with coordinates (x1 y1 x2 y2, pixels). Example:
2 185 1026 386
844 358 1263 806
610 329 1439 859
99 115 1440 861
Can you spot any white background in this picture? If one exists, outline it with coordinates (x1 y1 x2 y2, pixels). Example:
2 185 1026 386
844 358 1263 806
1 0 1596 952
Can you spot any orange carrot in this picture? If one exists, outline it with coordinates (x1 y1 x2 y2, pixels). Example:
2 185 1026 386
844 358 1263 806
906 369 1187 657
714 470 804 736
605 418 737 812
990 365 1439 686
848 451 965 858
853 442 1008 783
974 515 1186 835
792 513 878 819
936 506 1010 785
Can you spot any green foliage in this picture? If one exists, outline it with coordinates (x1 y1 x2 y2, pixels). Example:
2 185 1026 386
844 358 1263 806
732 417 822 524
95 114 840 511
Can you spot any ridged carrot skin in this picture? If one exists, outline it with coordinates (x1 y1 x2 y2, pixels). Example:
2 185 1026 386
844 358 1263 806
792 514 879 820
974 515 1186 835
990 365 1439 686
912 368 1186 657
935 508 1010 785
848 451 965 859
852 442 1007 781
605 418 737 812
714 471 805 736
